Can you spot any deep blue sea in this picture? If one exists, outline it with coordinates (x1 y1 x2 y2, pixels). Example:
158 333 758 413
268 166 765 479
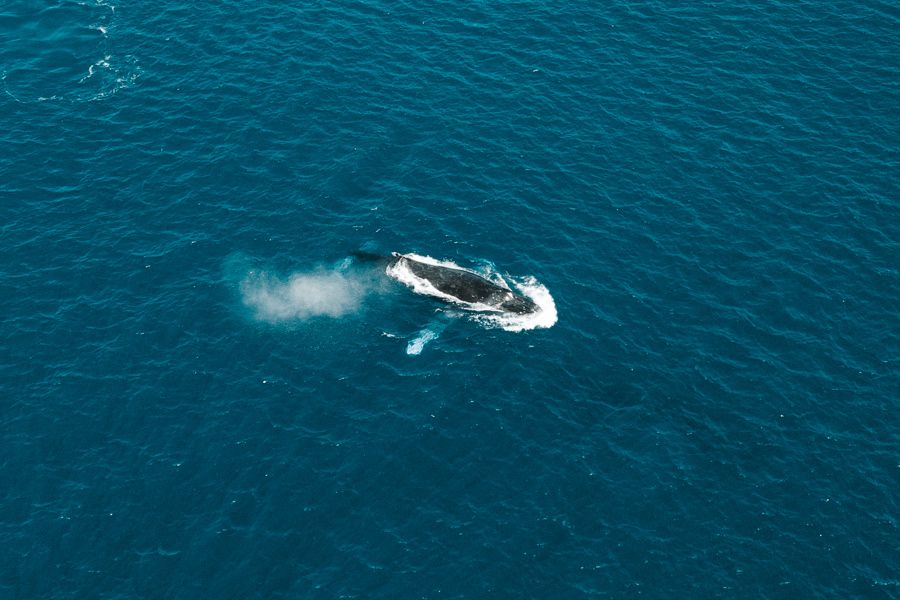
2 0 898 597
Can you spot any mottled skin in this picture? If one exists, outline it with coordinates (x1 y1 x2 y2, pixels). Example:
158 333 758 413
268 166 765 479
390 253 538 314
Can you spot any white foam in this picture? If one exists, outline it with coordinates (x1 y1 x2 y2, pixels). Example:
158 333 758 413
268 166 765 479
240 268 369 323
471 276 558 332
401 253 457 268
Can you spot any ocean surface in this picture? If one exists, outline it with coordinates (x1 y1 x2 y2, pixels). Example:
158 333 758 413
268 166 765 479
2 0 898 597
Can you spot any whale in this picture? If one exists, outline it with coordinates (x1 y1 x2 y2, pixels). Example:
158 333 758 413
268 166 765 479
385 253 539 315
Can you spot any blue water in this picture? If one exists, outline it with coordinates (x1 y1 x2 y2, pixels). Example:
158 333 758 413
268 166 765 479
2 0 898 597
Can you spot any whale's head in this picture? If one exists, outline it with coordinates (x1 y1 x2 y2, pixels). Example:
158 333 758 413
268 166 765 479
499 292 538 314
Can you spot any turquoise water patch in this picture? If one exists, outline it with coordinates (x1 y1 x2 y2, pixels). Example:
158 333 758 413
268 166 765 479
1 0 897 597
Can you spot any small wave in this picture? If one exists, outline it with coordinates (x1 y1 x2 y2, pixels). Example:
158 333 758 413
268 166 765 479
79 55 111 83
2 1 137 104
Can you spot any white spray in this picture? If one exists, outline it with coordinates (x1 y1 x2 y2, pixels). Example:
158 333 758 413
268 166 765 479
239 268 371 323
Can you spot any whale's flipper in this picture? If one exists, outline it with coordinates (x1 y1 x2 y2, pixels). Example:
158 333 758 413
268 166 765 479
406 314 451 356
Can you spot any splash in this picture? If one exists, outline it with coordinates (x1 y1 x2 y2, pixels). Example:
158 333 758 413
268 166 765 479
240 268 370 323
470 275 558 332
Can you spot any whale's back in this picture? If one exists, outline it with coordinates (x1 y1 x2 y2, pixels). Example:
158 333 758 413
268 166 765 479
402 258 499 303
391 254 538 314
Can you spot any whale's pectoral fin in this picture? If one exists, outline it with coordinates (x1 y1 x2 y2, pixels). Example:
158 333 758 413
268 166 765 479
406 312 452 356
